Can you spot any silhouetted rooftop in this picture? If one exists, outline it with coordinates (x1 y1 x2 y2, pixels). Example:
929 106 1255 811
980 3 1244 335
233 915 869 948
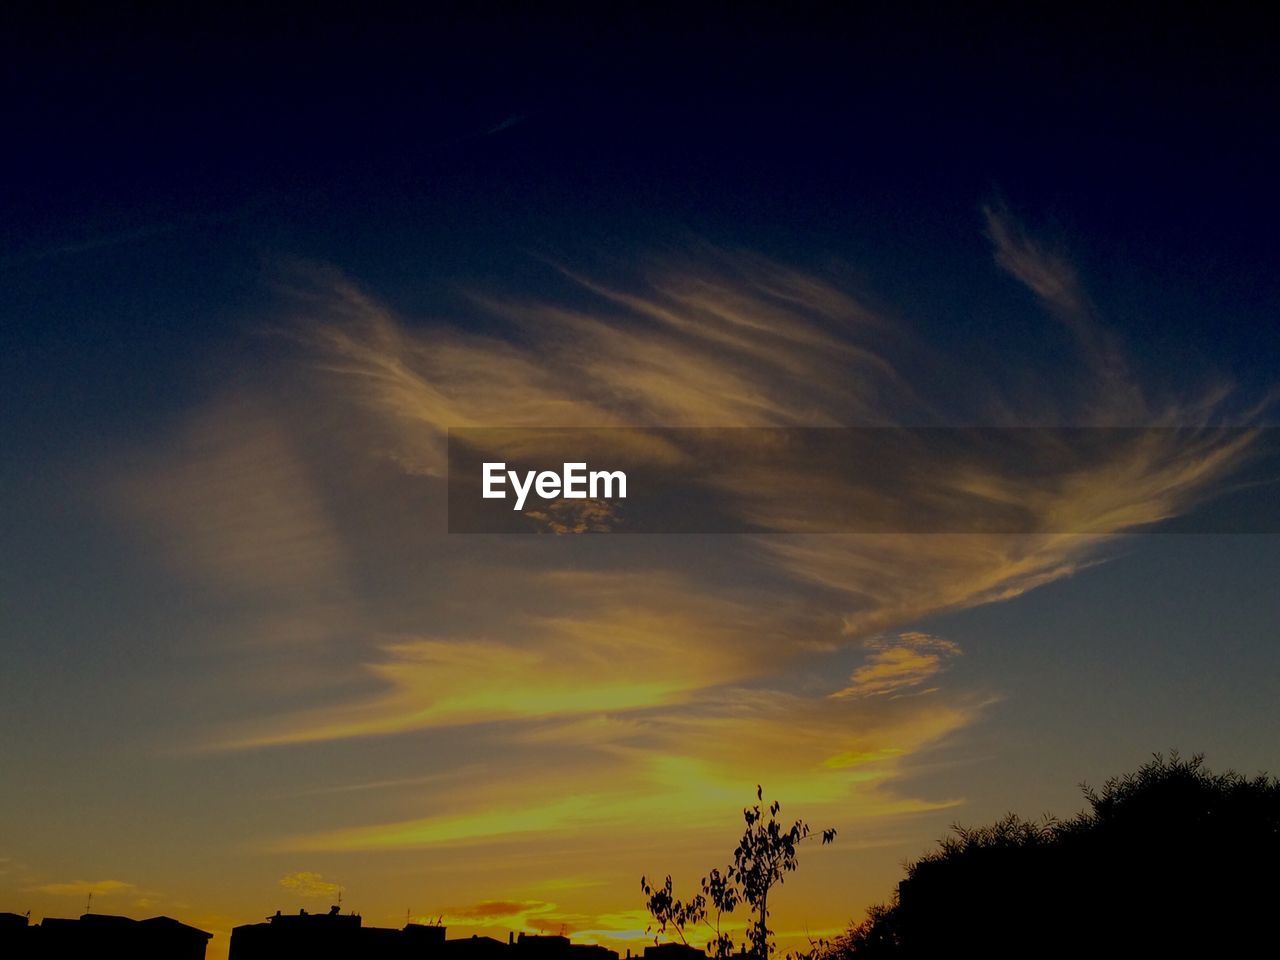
643 944 708 960
229 913 622 960
39 913 211 938
2 912 213 960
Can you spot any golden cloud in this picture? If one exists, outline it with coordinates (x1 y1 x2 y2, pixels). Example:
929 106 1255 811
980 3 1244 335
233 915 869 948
442 900 556 922
279 871 341 898
107 223 1265 873
833 632 962 699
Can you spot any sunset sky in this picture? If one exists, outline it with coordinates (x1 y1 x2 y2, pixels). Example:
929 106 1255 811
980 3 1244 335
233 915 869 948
2 9 1278 960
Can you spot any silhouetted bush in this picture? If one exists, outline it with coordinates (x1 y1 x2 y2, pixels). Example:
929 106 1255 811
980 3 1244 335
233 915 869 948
832 752 1280 958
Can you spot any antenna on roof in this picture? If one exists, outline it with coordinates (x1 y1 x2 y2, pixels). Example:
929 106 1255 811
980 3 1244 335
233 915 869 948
86 891 93 914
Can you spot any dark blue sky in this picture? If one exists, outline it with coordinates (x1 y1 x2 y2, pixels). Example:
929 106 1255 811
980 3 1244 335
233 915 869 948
4 6 1279 444
2 8 1278 951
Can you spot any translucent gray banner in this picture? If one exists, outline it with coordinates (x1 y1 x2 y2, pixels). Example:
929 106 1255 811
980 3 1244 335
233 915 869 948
447 427 1278 534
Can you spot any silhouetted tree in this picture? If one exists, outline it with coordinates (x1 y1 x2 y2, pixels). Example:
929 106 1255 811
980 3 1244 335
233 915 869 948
835 903 899 959
642 786 837 960
830 752 1280 959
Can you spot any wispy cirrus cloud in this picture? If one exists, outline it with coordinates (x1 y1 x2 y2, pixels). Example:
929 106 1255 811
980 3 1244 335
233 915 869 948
212 569 785 750
983 202 1147 416
277 670 987 854
983 203 1087 319
111 392 353 604
442 899 554 922
107 213 1263 874
833 632 962 699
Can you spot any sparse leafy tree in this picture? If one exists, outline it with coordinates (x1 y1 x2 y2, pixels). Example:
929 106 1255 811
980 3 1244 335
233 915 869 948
642 786 837 960
639 873 706 949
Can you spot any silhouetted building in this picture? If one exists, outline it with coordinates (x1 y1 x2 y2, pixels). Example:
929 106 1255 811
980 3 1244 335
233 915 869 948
229 911 623 960
513 930 619 960
443 933 512 960
643 945 706 960
0 913 36 958
645 947 706 960
0 913 212 960
570 945 620 960
230 908 452 960
404 922 450 949
516 933 571 960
